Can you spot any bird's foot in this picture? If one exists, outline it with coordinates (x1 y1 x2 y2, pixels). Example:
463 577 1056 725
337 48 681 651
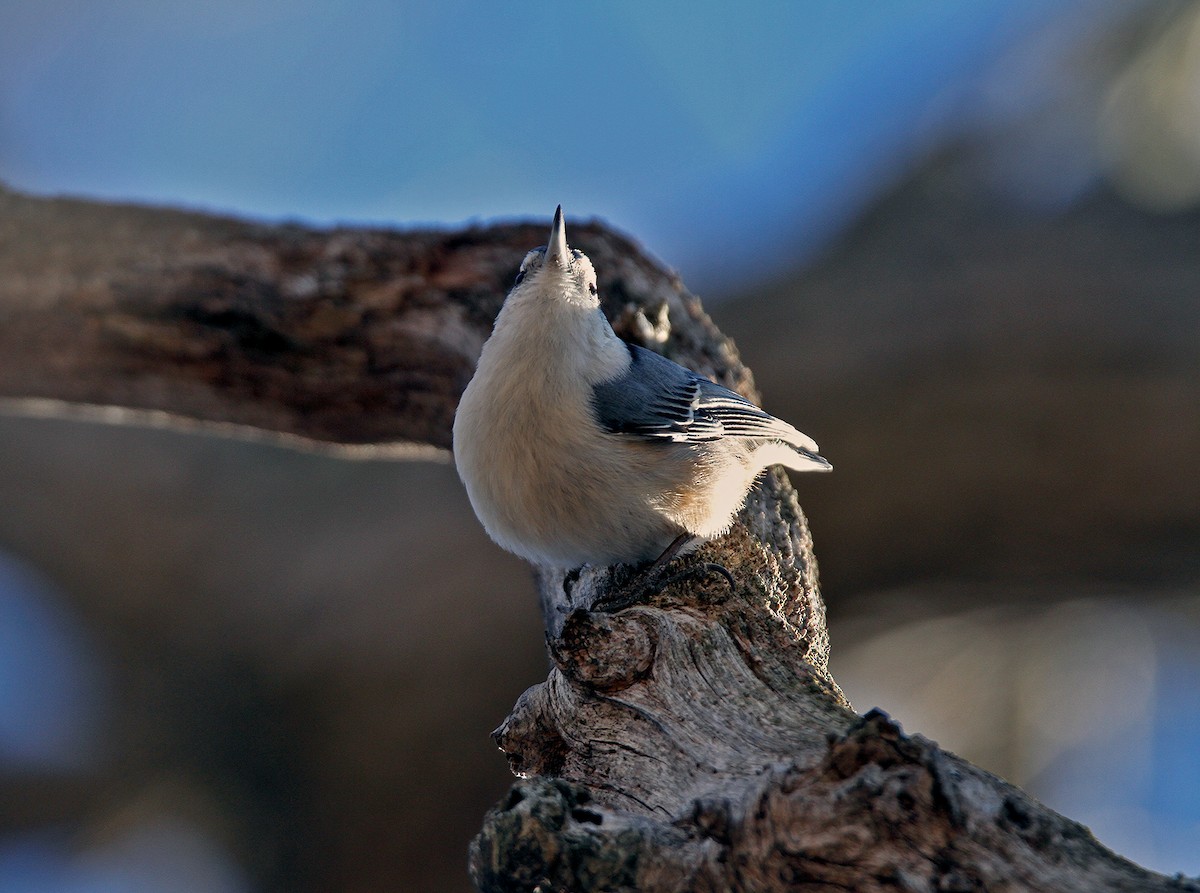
591 547 736 614
658 561 736 594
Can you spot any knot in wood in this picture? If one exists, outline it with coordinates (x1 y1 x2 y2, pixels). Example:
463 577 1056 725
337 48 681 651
549 608 657 693
492 686 569 778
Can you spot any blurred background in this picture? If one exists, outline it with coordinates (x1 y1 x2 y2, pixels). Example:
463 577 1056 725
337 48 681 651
2 1 1199 890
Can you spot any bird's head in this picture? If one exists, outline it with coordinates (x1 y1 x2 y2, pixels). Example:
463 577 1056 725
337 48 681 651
511 205 599 308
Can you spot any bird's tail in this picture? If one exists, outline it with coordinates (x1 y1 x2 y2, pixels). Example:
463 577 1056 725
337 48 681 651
756 439 833 473
776 423 832 472
791 446 832 472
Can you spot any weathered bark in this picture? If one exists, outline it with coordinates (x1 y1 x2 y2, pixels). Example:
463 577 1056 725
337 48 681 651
0 185 1191 893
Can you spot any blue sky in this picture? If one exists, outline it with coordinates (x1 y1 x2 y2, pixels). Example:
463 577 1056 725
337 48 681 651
0 1 1078 290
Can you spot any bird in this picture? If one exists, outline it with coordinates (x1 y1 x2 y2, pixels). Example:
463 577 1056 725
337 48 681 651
452 206 830 577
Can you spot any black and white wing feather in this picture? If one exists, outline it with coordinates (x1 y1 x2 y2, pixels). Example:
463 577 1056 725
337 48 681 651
592 343 828 466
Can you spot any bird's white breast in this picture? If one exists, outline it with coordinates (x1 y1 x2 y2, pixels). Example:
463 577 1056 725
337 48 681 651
453 292 666 566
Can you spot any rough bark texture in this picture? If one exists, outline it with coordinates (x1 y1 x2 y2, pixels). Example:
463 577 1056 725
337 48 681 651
0 184 1192 893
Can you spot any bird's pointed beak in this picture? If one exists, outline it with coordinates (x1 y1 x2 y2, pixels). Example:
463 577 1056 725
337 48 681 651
546 205 568 267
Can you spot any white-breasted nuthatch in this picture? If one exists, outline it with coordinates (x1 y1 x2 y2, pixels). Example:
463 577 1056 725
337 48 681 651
453 207 830 573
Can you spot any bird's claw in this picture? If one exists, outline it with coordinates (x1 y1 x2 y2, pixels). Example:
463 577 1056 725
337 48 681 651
591 560 736 613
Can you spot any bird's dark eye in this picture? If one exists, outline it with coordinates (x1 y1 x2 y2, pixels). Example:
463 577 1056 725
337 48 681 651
588 282 597 295
514 269 526 286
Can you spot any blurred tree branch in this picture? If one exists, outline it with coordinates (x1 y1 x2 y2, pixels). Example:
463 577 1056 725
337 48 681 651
0 184 1192 893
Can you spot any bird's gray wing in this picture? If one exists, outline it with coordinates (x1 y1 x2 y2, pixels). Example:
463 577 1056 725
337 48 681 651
591 343 813 448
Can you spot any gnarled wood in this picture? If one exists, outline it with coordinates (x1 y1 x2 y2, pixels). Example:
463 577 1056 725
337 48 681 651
472 497 1184 893
0 185 1191 893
